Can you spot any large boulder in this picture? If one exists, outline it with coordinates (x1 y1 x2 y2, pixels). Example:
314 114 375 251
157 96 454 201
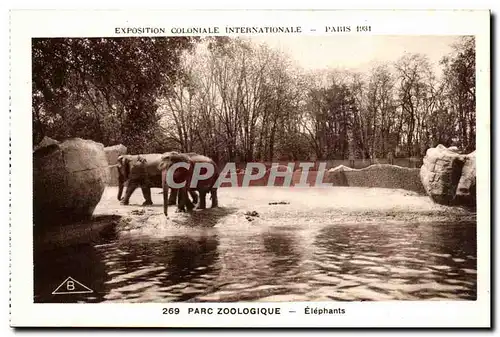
104 144 127 186
34 136 59 151
456 150 476 206
33 137 110 226
420 144 475 206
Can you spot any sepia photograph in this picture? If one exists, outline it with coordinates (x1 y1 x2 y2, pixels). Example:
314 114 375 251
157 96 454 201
8 8 490 328
32 34 477 303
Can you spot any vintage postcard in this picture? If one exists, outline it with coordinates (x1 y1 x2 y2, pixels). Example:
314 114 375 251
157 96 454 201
9 9 490 328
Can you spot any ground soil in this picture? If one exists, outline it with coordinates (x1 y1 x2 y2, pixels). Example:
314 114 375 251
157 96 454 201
100 186 475 233
36 186 476 251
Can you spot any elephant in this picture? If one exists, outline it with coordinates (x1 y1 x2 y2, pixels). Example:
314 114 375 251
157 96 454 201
159 151 219 216
116 154 198 206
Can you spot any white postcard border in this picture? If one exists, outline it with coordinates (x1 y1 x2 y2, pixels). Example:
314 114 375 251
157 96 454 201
9 9 491 328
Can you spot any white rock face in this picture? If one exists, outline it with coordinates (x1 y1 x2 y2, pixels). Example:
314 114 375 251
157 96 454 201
456 151 476 206
33 137 110 226
420 144 475 206
104 144 127 186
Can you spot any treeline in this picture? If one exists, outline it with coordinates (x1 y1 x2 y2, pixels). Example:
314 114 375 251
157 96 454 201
32 36 475 162
32 37 197 153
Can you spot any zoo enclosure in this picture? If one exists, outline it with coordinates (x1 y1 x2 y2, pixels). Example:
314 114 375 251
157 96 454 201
230 157 423 172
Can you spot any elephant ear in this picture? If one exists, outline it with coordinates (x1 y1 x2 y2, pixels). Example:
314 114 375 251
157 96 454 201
117 155 130 179
158 151 192 170
172 152 193 165
159 152 172 170
117 155 125 168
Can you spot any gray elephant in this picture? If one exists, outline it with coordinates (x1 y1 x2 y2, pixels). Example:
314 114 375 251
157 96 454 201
159 151 219 216
116 154 198 206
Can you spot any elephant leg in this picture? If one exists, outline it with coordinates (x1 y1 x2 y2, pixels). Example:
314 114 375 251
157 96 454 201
189 190 199 205
210 188 218 208
177 188 195 212
141 187 153 206
117 169 126 201
198 191 207 209
176 188 188 213
117 182 124 201
120 181 138 205
163 186 169 217
168 189 178 205
185 193 195 211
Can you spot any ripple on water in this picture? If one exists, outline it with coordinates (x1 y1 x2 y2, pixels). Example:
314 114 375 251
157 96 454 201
431 265 452 271
341 274 371 284
105 266 166 285
313 260 342 271
181 286 204 295
322 253 347 260
310 274 342 285
389 266 432 276
327 291 358 301
222 282 258 291
444 279 474 286
337 280 362 289
371 282 427 293
397 281 467 294
361 274 384 281
256 294 310 302
251 285 285 292
357 255 385 263
108 269 125 276
197 289 272 302
386 290 419 301
349 259 378 266
361 252 383 257
349 286 395 301
429 252 452 258
388 256 428 264
363 266 389 274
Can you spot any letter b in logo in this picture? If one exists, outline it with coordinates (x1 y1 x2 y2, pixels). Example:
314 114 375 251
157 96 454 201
66 280 75 291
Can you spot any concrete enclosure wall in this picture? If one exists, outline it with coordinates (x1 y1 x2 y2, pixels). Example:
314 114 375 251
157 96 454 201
326 164 426 194
218 163 426 194
104 144 127 186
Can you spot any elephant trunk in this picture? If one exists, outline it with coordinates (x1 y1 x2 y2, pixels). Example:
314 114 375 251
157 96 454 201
162 169 169 216
117 170 125 201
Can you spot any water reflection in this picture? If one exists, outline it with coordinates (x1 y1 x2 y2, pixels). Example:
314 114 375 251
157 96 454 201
34 243 109 303
33 214 119 303
34 220 477 303
262 230 301 274
312 222 476 300
97 234 220 302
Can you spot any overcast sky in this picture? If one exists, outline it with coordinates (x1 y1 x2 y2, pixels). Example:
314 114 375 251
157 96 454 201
248 35 460 74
